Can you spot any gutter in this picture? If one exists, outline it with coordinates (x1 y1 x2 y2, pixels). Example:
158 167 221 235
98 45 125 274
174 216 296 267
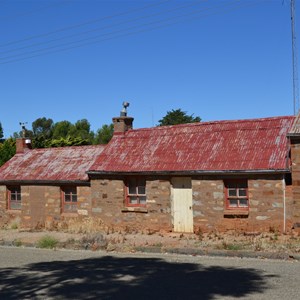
87 169 290 177
0 180 90 186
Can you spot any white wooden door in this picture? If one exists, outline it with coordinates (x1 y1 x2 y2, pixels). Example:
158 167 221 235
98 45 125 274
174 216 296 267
172 177 193 233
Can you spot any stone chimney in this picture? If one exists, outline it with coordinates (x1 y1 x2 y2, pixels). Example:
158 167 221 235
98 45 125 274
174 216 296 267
16 138 32 153
113 102 134 134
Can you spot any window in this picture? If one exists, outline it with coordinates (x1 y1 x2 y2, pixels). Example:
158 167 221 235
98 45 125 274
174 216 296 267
7 186 21 210
225 180 249 209
61 186 77 213
126 178 146 206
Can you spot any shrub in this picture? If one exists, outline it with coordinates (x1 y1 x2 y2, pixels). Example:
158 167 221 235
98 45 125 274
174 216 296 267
10 223 18 230
222 242 244 251
13 239 22 247
37 235 59 249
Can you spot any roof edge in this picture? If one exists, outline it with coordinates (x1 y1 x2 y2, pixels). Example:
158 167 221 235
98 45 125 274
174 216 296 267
87 169 290 176
0 180 90 186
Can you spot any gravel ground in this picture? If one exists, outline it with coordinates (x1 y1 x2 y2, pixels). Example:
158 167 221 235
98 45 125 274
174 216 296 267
1 229 300 258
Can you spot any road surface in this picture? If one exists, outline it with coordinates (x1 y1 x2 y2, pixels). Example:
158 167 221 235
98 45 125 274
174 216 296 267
0 246 299 299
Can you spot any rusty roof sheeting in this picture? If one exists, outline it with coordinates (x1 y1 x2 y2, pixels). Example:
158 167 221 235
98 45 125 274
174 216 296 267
0 145 105 182
288 113 300 135
90 116 295 173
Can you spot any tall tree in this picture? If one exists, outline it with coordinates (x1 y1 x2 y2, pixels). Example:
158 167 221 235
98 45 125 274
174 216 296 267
32 117 54 148
158 109 201 126
32 117 54 139
52 121 74 139
0 122 3 139
0 138 16 166
94 124 114 144
71 119 94 142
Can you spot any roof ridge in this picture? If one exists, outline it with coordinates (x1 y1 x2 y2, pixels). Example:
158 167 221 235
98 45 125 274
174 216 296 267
125 115 295 134
30 144 105 152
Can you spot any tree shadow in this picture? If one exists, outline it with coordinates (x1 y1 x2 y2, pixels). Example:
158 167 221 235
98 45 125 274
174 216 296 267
0 255 276 299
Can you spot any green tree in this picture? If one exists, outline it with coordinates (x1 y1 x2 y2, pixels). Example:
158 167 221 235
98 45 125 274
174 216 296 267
0 138 16 166
94 124 114 144
70 119 94 143
0 122 3 139
158 109 201 126
32 117 54 139
32 117 54 148
12 129 33 139
52 121 74 139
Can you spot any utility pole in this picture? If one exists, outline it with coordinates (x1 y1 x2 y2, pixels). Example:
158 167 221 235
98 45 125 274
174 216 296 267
291 0 299 115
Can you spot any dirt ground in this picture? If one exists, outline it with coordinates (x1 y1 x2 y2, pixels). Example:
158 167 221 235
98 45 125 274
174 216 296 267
1 228 300 258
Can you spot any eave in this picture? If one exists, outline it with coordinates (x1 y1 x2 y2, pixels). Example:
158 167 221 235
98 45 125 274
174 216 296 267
87 168 290 178
0 180 90 186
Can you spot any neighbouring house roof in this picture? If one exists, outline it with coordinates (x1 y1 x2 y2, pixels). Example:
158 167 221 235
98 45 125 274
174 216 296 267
0 145 105 183
89 116 295 174
287 113 300 136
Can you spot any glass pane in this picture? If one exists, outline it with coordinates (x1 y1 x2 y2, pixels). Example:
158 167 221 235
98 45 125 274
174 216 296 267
16 193 21 201
239 199 248 207
10 201 21 210
129 196 138 204
139 196 146 204
238 189 247 197
128 185 136 194
138 185 145 195
228 189 237 197
228 199 238 207
11 193 16 201
65 194 71 202
72 195 77 202
64 203 77 212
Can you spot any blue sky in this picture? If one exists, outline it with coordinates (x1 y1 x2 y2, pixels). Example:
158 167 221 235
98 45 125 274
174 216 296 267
0 0 298 137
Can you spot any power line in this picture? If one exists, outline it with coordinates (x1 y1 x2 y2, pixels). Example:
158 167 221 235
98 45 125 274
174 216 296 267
0 0 263 65
0 0 171 48
0 0 71 21
0 1 204 56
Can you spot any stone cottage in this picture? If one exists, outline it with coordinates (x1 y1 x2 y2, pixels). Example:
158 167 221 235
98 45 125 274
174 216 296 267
0 109 299 234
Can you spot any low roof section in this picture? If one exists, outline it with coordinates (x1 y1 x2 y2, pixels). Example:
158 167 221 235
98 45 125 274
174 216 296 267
89 116 295 175
0 145 106 184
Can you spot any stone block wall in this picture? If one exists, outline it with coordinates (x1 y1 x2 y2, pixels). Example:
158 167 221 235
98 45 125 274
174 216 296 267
192 176 288 233
291 140 300 225
192 178 224 232
0 174 293 234
0 185 21 228
90 177 172 233
0 184 92 230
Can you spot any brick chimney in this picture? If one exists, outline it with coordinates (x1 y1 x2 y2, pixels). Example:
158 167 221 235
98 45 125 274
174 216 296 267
113 102 134 134
16 138 32 153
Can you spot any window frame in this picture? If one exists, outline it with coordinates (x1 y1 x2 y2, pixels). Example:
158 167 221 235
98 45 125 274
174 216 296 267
224 180 249 210
7 186 21 210
125 177 147 207
61 186 78 213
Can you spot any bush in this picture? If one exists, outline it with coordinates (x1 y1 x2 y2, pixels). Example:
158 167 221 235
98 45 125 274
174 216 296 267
37 235 59 249
10 223 18 230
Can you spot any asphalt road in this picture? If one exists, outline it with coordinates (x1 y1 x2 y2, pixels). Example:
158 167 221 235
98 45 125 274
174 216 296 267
0 247 299 299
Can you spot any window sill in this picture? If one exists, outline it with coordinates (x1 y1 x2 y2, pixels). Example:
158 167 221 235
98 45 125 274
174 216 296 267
224 209 249 216
61 212 78 217
121 207 148 213
6 209 21 214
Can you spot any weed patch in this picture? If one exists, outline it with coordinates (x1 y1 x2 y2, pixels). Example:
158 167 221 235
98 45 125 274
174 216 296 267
37 235 59 249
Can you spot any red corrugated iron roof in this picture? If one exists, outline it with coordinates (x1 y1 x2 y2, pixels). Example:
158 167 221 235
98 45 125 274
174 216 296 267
0 145 105 182
90 116 295 173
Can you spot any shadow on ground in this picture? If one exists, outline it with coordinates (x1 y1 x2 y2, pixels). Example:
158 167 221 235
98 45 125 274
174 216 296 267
0 255 275 299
